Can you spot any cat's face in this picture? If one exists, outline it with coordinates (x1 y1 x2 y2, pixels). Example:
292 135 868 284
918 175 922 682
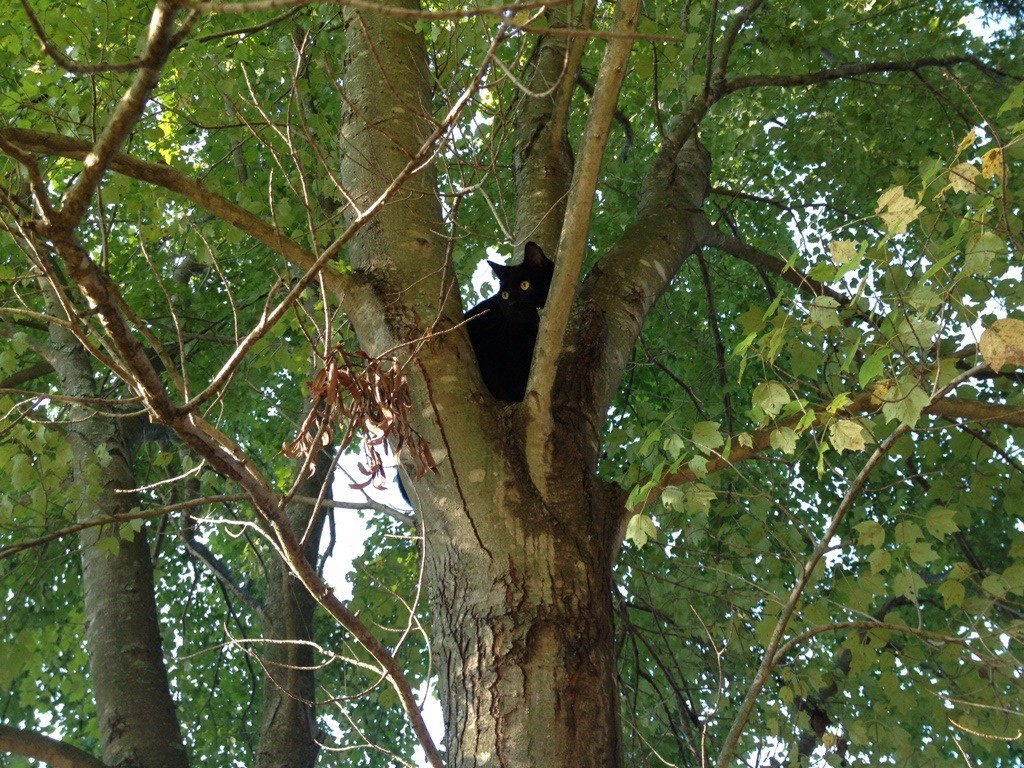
487 242 554 322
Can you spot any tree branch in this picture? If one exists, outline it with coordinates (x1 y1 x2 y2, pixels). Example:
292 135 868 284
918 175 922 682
708 0 767 94
629 386 1024 520
0 127 351 296
0 494 406 562
55 1 183 229
696 252 733 434
188 0 570 20
0 360 53 389
581 136 711 430
723 56 999 96
20 0 146 74
0 725 108 768
526 0 641 489
703 226 850 306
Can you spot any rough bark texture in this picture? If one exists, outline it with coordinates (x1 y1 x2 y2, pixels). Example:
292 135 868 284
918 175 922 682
583 136 713 424
47 325 188 768
255 450 333 768
422 466 624 768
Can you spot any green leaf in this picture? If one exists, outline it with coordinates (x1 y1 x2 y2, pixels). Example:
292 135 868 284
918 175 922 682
868 549 891 574
625 513 659 548
828 419 866 454
94 535 121 557
684 484 716 513
10 332 28 355
1002 562 1024 595
9 453 31 491
924 506 960 540
875 186 924 234
825 392 853 414
829 239 858 265
981 574 1007 598
808 296 841 329
663 433 687 460
893 316 940 349
938 580 965 609
753 381 791 418
894 521 923 546
661 487 685 511
893 570 927 601
769 427 797 454
998 80 1024 114
964 231 1003 275
687 455 709 478
909 542 938 567
859 349 887 387
881 379 931 428
692 421 724 454
855 520 885 549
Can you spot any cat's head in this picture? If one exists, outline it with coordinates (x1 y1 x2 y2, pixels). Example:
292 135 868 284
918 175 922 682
487 242 555 321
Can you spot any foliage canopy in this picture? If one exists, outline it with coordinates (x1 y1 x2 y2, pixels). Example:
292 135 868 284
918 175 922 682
1 0 1023 767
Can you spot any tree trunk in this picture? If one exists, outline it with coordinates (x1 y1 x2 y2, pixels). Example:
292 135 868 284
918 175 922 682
48 326 189 768
255 449 333 768
334 4 631 766
423 469 623 768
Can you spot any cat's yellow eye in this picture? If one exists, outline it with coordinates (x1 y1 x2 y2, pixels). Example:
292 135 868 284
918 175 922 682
520 280 530 290
501 291 509 299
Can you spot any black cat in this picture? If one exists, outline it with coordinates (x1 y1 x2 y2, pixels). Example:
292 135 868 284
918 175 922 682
394 242 554 506
464 241 555 402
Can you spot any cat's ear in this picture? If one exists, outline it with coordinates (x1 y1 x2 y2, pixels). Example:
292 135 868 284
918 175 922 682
487 260 506 276
523 242 549 268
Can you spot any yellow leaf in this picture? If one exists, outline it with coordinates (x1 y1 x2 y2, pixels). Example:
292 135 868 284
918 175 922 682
875 186 924 234
979 318 1024 372
948 162 980 194
828 419 867 453
956 128 977 154
981 147 1004 180
830 239 858 265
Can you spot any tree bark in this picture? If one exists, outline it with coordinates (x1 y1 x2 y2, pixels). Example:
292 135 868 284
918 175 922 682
0 725 109 768
422 461 624 768
512 13 575 256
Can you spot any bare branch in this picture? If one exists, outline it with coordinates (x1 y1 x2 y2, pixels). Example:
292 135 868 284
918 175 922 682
55 2 182 229
723 56 1000 95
